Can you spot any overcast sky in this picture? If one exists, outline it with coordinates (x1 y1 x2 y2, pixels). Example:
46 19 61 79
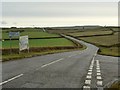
1 2 118 27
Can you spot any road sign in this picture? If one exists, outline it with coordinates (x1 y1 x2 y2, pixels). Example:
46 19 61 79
19 36 29 51
9 32 20 38
9 32 20 54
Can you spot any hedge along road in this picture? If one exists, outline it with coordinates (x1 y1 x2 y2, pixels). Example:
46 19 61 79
2 35 118 89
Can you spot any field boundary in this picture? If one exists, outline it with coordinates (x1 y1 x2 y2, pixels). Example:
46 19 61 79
3 37 62 41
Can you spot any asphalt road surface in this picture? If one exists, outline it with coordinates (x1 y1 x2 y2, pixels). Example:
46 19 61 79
1 35 118 89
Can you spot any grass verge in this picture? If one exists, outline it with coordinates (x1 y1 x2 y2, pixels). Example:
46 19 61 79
2 45 86 62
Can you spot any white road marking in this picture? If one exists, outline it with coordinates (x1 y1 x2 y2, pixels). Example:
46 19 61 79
97 67 100 70
0 74 23 85
88 69 92 72
89 67 93 70
83 85 90 88
86 75 92 79
88 72 92 75
41 58 64 68
97 73 101 76
97 70 101 73
85 80 91 85
96 60 103 88
97 81 103 86
97 76 102 80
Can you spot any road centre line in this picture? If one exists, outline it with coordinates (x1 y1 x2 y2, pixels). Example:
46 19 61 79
83 86 90 89
0 74 23 86
41 58 64 68
1 58 65 85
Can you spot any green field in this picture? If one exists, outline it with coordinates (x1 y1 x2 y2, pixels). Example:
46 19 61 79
2 31 60 39
79 32 118 46
48 27 119 57
68 30 113 37
78 32 119 56
2 38 75 49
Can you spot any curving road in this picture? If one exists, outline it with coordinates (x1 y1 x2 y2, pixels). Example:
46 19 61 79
1 35 118 89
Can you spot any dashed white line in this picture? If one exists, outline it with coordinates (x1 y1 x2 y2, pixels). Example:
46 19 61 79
97 76 102 80
86 75 92 79
97 73 101 76
96 60 103 87
88 69 92 72
0 74 23 85
85 80 91 85
97 81 103 86
97 70 101 73
41 58 64 68
96 67 100 70
88 72 92 75
83 85 90 88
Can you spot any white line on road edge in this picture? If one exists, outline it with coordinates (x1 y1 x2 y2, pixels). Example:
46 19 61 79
83 57 95 89
96 60 103 87
85 80 91 85
41 58 64 68
83 85 90 89
0 74 23 85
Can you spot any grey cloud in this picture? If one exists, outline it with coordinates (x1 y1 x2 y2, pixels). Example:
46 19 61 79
2 2 117 18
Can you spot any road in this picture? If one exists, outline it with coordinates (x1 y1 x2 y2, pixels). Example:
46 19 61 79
1 35 118 89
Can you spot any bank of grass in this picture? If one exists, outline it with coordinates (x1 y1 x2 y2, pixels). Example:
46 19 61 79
98 47 119 57
2 45 86 62
109 81 120 89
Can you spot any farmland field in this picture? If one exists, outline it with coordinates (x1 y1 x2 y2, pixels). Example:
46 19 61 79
79 32 118 46
48 26 119 56
2 28 84 61
78 32 119 56
67 30 113 37
2 38 75 49
2 31 60 39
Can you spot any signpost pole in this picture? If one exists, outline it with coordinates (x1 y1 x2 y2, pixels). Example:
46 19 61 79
10 36 12 54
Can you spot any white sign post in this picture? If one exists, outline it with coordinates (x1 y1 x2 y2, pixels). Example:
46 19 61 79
19 35 29 53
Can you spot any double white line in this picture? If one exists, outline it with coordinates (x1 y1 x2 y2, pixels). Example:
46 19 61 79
83 54 103 89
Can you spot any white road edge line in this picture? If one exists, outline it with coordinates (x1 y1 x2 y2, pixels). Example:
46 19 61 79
83 85 90 88
41 58 64 68
0 74 23 85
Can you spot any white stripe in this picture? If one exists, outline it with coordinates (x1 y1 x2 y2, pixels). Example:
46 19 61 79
97 81 103 86
85 80 91 85
88 72 92 75
96 67 100 70
97 76 102 80
97 70 101 73
89 67 93 70
41 58 64 68
97 73 101 76
86 75 92 79
83 85 90 88
0 74 23 85
88 69 92 72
